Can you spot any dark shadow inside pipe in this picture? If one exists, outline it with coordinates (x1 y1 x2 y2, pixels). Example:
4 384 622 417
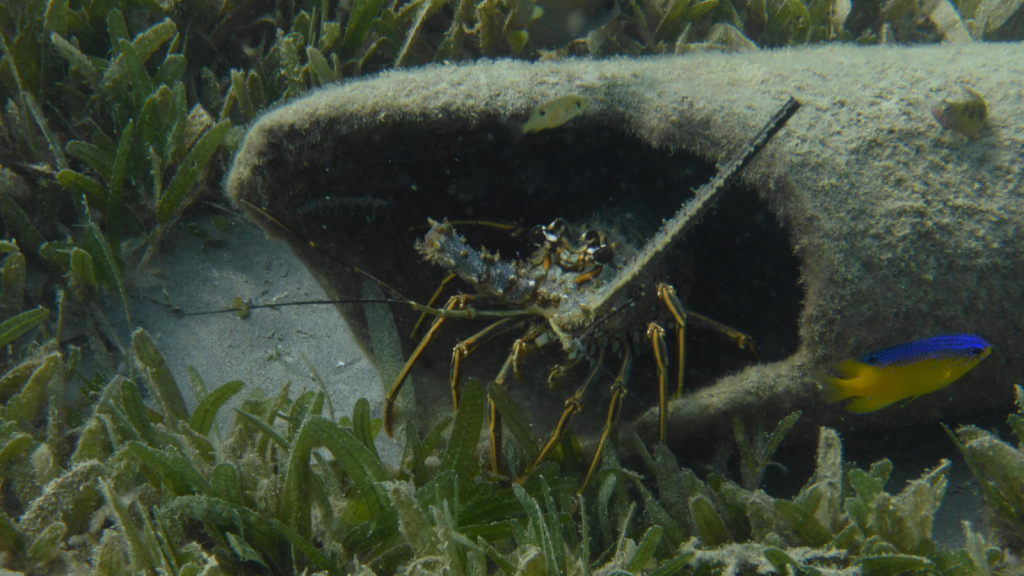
246 117 803 451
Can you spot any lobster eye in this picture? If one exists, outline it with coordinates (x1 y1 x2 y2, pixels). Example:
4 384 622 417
529 225 546 245
550 219 569 236
593 245 614 265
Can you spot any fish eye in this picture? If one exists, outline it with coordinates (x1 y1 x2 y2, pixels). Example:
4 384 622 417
969 346 983 356
865 355 879 365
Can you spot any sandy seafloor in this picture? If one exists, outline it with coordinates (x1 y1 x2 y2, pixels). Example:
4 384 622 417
120 206 403 463
113 205 989 551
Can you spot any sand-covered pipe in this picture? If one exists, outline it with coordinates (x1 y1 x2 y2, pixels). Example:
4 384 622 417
226 42 1024 446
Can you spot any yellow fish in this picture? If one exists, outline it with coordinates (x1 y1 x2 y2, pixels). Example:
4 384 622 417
520 95 588 135
931 86 988 138
817 334 991 413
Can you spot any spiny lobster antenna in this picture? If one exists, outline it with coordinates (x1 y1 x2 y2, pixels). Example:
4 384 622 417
237 198 412 305
589 96 801 313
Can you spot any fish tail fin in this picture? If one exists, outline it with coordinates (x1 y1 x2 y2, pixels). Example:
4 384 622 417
816 372 855 403
508 118 529 142
816 359 864 403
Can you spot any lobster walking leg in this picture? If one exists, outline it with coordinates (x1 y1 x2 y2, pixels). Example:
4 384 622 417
579 344 633 494
410 272 456 338
517 348 606 483
656 284 687 399
647 322 670 443
450 317 523 411
686 310 761 361
488 326 549 477
384 296 464 435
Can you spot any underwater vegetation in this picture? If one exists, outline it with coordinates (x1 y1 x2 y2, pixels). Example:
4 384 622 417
0 321 1020 575
947 385 1024 554
0 0 1021 295
0 1 1022 575
0 0 1019 410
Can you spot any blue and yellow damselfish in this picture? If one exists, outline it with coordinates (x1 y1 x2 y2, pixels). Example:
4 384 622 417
817 334 992 413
